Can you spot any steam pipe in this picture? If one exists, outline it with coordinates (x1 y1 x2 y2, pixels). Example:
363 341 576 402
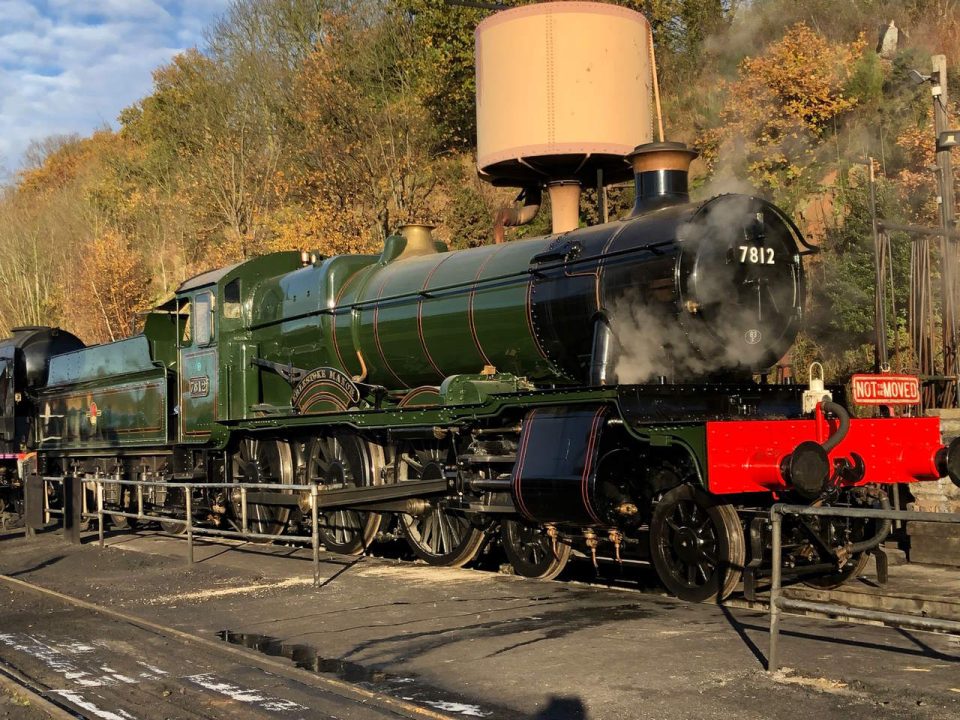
469 478 513 492
845 491 892 555
494 187 542 244
819 401 850 453
589 314 617 386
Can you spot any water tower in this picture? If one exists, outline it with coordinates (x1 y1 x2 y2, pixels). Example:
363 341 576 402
475 2 655 233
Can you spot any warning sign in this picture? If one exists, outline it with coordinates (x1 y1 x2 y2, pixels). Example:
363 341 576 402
850 374 920 405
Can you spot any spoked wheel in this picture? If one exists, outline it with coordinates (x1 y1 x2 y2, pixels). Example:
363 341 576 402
501 520 571 580
396 441 486 567
229 437 294 540
649 484 745 602
803 553 870 589
305 434 382 555
802 493 884 589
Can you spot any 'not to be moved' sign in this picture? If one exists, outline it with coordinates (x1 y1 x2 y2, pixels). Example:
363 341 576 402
850 373 920 405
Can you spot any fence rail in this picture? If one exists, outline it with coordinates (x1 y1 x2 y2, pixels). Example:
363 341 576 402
26 475 371 587
768 503 960 672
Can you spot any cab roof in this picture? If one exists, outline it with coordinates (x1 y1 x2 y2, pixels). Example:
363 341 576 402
175 260 245 294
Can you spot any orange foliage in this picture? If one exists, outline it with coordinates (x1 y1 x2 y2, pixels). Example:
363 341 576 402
895 102 960 225
699 23 865 191
17 131 121 196
61 230 153 344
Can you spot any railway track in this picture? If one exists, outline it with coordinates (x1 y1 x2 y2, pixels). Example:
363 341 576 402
0 656 79 720
0 572 463 720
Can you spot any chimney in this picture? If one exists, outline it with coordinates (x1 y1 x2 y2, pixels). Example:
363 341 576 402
626 141 698 216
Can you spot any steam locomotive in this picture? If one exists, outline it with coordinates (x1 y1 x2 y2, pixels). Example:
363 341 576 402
3 140 958 602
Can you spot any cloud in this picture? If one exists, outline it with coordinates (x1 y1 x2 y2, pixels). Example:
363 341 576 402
0 0 231 175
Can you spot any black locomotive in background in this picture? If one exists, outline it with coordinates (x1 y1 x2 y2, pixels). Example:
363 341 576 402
0 327 83 519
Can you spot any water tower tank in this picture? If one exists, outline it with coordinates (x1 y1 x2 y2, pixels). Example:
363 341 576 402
475 2 653 188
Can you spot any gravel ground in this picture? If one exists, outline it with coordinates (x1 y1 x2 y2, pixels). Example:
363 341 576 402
1 530 959 719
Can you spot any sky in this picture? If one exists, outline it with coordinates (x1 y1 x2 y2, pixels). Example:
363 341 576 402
0 0 231 176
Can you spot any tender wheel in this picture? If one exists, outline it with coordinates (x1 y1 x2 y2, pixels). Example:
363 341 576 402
160 519 187 534
110 514 132 530
501 520 571 580
158 486 187 535
108 485 136 530
305 434 382 555
230 438 294 540
649 484 745 602
395 441 486 567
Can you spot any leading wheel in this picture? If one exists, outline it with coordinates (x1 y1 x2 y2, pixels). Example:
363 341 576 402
305 434 382 555
649 484 745 602
230 438 294 540
804 553 870 589
395 441 486 567
501 520 571 580
802 491 885 589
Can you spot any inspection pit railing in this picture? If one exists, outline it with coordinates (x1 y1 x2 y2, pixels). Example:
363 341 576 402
769 503 960 672
26 474 445 587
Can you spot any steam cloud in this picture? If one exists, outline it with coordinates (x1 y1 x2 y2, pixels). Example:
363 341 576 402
610 195 789 383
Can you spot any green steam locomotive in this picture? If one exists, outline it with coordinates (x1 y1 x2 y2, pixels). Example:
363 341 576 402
1 142 956 602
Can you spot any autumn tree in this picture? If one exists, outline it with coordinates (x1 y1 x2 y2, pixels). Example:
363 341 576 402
61 230 153 343
290 4 438 250
698 23 865 208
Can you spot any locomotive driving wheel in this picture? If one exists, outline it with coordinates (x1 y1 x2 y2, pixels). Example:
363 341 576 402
395 441 486 567
501 520 571 580
649 484 745 602
305 434 382 555
230 437 294 540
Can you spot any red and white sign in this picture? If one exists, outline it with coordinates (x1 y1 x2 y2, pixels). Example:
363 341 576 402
851 374 920 405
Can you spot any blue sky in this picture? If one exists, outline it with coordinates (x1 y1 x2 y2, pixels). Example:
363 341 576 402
0 0 231 175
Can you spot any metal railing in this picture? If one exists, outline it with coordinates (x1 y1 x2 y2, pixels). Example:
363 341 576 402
769 503 960 672
32 475 327 586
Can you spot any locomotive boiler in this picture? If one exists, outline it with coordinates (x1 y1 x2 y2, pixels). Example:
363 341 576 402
0 327 83 517
268 143 805 390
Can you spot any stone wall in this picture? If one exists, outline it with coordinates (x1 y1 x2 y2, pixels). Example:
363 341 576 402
907 409 960 566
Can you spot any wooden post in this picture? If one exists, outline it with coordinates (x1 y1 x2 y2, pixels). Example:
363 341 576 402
933 55 958 406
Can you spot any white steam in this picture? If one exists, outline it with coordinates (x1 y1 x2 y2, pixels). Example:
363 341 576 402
610 195 788 383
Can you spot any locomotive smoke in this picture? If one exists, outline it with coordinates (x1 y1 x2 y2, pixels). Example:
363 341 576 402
610 299 702 383
610 302 774 383
610 195 776 383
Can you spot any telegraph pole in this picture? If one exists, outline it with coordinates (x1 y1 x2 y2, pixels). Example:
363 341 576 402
932 55 958 406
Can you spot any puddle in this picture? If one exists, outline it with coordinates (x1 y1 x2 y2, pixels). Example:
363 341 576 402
218 630 390 684
217 630 502 718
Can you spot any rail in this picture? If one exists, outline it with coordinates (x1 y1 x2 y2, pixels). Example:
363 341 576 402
25 474 446 587
768 503 960 672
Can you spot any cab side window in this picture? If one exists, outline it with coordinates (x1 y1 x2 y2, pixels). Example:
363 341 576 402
195 292 215 346
178 300 192 345
223 279 242 320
